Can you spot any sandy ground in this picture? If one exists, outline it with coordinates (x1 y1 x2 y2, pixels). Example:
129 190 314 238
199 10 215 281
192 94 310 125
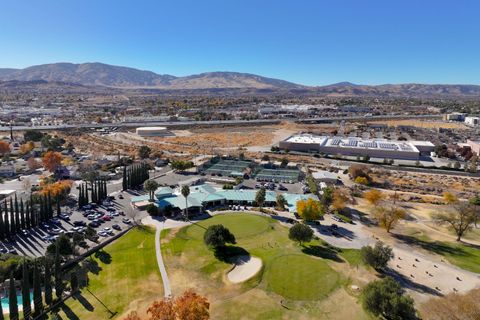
227 255 263 283
389 246 480 303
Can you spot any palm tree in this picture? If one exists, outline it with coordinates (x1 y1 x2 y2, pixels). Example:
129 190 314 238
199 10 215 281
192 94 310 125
181 185 190 221
144 179 159 202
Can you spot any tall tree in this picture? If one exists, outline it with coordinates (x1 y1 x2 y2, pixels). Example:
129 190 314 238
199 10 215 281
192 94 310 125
0 203 4 239
21 261 32 319
144 179 159 202
20 199 25 230
32 261 43 316
181 185 190 220
44 258 53 306
54 245 64 299
122 166 127 191
255 187 266 208
4 201 9 238
9 273 19 320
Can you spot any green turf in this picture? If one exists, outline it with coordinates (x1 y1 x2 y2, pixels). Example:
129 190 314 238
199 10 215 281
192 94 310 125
339 248 364 266
185 213 271 240
162 213 369 319
58 227 162 319
266 254 340 300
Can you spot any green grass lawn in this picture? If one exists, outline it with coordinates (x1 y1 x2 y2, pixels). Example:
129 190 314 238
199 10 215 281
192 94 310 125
185 213 271 240
162 213 369 320
266 254 340 300
57 227 163 319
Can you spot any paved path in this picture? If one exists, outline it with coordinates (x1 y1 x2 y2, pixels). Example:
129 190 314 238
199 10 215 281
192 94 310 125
142 216 191 298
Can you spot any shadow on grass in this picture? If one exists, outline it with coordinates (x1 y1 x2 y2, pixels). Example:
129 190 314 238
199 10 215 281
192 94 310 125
75 293 95 312
94 250 112 264
82 257 102 275
213 245 249 263
392 234 477 258
301 244 344 262
60 301 81 320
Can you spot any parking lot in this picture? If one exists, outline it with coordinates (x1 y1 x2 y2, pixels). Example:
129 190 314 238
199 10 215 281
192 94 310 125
0 194 134 257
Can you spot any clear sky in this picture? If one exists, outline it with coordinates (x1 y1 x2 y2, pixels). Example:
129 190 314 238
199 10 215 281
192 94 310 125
0 0 479 85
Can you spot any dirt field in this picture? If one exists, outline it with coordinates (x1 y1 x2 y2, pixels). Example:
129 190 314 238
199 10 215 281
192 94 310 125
368 119 468 130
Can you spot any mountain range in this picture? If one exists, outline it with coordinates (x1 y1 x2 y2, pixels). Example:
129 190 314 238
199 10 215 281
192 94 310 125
1 62 480 97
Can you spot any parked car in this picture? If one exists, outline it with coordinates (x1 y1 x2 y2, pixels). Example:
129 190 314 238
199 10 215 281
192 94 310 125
118 194 124 199
88 221 100 228
73 221 87 227
59 213 70 220
112 224 121 231
122 218 131 224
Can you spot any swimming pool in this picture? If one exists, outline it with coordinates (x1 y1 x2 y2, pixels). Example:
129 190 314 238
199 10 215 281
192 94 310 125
1 292 33 311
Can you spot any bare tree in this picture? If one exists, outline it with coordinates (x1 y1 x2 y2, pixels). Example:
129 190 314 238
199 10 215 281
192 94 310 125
432 202 479 241
373 204 406 233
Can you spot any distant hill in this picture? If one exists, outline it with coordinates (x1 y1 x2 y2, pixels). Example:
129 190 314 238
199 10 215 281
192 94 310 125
1 62 480 97
0 62 302 90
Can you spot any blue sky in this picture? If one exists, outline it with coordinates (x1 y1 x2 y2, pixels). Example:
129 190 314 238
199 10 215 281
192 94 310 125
0 0 479 85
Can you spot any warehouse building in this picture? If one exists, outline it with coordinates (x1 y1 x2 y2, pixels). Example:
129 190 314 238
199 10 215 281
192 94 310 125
279 134 434 160
135 126 172 137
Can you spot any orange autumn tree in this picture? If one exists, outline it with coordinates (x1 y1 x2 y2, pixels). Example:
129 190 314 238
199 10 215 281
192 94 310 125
0 141 10 156
42 151 62 172
38 179 73 200
296 198 324 221
126 289 209 320
20 141 35 154
173 289 210 320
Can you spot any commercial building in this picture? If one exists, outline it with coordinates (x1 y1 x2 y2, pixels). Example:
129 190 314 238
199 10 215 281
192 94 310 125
279 134 435 160
465 116 480 127
135 126 171 137
131 183 319 215
466 140 480 156
444 112 467 121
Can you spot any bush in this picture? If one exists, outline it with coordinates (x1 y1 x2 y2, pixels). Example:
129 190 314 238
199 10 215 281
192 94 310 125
361 241 394 271
203 225 236 249
288 223 313 246
362 277 417 320
146 203 160 216
354 176 369 185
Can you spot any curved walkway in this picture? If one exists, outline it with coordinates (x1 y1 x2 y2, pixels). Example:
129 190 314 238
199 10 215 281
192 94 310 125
142 216 191 298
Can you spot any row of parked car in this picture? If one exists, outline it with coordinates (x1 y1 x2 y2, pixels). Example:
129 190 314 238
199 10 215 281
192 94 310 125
254 182 288 191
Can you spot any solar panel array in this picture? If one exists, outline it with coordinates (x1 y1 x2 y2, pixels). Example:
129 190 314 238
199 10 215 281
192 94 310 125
344 139 358 147
359 141 377 148
398 144 413 151
378 142 398 150
331 138 342 146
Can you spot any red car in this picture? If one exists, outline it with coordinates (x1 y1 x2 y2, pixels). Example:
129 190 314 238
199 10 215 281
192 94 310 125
102 215 112 221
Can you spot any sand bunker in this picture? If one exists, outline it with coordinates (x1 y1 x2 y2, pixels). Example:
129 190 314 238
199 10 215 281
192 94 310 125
227 255 262 283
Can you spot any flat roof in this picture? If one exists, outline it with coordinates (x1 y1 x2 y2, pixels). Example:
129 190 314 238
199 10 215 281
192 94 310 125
136 127 167 131
284 135 427 153
285 135 327 144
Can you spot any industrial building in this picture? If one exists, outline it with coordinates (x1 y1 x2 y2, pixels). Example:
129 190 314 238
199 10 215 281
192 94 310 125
465 116 480 127
444 112 467 121
279 134 435 160
135 126 171 137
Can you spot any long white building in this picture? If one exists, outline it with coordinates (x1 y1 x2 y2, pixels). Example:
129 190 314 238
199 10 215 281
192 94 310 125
279 134 435 160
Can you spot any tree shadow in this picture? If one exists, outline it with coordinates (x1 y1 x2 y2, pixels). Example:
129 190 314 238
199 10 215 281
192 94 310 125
213 245 249 263
384 268 443 297
74 293 95 312
94 250 112 264
392 234 475 257
302 244 344 262
81 257 102 275
59 301 81 320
